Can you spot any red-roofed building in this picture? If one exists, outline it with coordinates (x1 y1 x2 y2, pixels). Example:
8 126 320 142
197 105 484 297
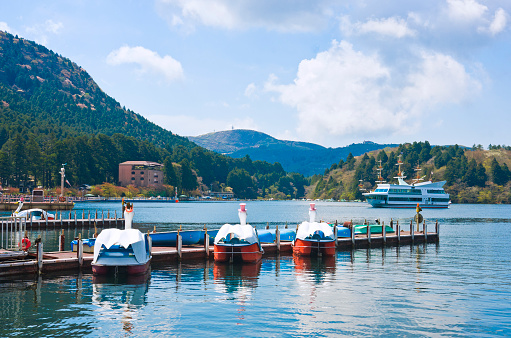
119 161 164 188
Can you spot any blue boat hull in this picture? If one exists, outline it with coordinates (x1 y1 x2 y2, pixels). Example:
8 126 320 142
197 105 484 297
258 229 297 243
149 230 202 247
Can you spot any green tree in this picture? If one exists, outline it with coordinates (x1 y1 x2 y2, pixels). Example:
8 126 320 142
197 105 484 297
179 159 197 191
227 168 256 199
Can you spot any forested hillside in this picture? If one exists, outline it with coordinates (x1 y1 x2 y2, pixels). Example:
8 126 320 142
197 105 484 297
0 31 190 148
311 142 511 204
0 31 306 199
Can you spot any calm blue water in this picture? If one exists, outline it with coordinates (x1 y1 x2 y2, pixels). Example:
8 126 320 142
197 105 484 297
1 201 511 337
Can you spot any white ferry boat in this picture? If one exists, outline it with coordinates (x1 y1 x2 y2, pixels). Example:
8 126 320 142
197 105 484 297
363 159 450 209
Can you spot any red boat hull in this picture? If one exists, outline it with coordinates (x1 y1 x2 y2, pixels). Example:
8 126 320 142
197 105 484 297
214 242 263 263
293 238 336 256
92 260 151 275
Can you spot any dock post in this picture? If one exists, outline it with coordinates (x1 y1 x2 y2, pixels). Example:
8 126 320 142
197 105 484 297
382 221 386 245
351 222 355 248
77 233 83 268
334 221 338 247
390 218 393 230
204 229 210 259
17 218 22 251
74 211 77 226
435 220 439 237
59 229 65 251
37 238 43 275
367 224 371 246
88 210 90 224
397 221 401 244
410 220 414 243
82 209 85 219
276 224 280 252
424 222 427 242
177 231 182 261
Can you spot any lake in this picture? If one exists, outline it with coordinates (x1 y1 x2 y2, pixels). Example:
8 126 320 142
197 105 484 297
1 201 510 337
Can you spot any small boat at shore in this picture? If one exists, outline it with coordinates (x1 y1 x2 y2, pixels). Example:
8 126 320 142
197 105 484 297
92 203 152 275
293 203 336 256
214 203 263 263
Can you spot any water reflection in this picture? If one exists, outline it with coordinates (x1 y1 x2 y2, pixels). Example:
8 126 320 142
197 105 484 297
92 271 151 335
213 262 262 325
213 262 261 293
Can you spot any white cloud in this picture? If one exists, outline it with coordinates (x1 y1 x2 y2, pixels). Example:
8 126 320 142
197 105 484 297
146 114 258 136
0 22 14 34
244 83 257 98
447 0 487 22
265 40 481 143
156 0 337 32
106 46 184 82
341 16 416 38
44 19 63 34
488 8 507 35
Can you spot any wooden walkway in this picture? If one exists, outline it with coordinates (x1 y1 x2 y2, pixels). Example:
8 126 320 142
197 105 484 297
0 229 438 277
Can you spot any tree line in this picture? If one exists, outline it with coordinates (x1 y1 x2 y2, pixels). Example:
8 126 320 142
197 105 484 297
0 131 306 199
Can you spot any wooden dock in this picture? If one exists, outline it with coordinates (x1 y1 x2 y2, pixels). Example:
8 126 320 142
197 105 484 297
0 226 438 278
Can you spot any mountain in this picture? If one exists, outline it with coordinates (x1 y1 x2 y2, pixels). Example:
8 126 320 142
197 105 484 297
0 31 192 149
188 129 398 176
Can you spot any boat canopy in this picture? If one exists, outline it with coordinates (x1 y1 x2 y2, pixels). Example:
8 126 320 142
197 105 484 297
296 222 334 240
93 229 148 264
214 223 259 245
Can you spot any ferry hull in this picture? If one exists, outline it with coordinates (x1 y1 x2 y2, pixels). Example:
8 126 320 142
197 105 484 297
214 242 263 263
367 202 449 209
292 238 336 256
92 259 151 276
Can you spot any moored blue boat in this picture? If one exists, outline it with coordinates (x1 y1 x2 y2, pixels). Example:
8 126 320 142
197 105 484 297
149 230 202 247
354 224 395 234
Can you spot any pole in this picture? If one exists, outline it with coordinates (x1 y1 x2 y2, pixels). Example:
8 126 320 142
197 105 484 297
367 224 371 245
77 233 83 268
424 222 427 243
59 229 65 251
397 221 401 244
334 220 338 248
177 231 182 261
382 221 386 245
351 221 355 248
276 224 280 252
410 220 414 243
37 239 43 275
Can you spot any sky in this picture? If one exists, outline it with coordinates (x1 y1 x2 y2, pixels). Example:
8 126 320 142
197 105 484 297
1 0 510 148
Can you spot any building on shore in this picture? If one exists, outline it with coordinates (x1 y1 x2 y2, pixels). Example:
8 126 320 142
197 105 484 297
119 161 164 188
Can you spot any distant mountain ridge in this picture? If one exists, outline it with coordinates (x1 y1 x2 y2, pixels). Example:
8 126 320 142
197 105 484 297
189 129 398 176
